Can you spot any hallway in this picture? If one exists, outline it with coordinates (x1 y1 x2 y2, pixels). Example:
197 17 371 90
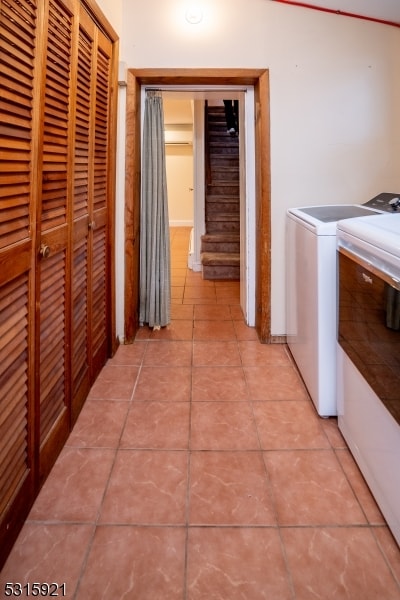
1 227 400 598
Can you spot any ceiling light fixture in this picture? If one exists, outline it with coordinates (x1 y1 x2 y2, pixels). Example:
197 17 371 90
185 3 203 24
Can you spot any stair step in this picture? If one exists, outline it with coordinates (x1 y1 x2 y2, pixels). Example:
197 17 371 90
206 204 239 215
201 233 240 253
210 156 239 167
209 144 238 155
201 233 240 242
201 252 240 281
207 181 239 191
201 252 240 266
206 194 239 204
206 222 240 234
210 170 239 181
206 213 239 221
209 133 238 142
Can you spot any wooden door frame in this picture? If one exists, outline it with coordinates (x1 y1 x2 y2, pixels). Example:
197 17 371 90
124 68 271 342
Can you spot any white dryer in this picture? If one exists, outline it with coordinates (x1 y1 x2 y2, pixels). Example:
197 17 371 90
286 204 380 416
337 213 400 546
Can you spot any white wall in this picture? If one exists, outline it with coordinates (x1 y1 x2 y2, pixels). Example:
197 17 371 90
95 0 123 34
165 146 194 226
98 0 400 337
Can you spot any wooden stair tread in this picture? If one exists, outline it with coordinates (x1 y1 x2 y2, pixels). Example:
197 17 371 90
201 252 240 266
201 233 240 242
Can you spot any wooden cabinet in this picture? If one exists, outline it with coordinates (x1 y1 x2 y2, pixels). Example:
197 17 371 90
0 0 118 568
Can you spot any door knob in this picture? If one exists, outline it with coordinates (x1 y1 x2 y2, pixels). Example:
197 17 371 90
88 221 96 230
39 244 50 259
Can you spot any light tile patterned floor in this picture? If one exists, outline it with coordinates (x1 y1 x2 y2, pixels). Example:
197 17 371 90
1 227 400 599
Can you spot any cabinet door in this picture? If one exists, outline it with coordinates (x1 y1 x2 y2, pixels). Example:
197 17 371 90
0 0 37 564
36 0 74 482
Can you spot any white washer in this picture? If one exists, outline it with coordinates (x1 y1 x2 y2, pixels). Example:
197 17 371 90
286 204 380 416
337 213 400 546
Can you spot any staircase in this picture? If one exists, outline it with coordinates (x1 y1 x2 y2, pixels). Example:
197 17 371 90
201 104 240 280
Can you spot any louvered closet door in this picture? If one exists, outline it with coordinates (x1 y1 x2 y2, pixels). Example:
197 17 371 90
71 10 93 420
37 0 73 482
75 6 112 390
0 0 37 564
91 25 112 378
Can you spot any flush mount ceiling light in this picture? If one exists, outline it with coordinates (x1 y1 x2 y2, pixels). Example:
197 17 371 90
185 3 203 24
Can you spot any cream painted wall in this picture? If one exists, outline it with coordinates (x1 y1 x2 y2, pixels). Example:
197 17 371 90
97 0 400 337
94 0 123 33
165 146 194 226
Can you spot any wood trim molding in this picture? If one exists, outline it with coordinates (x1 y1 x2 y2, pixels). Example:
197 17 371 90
124 68 271 343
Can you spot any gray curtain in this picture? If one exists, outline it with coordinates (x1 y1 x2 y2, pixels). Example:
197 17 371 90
139 91 171 329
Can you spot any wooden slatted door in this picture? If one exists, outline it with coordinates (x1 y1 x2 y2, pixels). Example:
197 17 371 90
70 7 114 420
71 10 92 420
0 0 37 563
36 0 74 482
90 24 113 379
0 0 117 567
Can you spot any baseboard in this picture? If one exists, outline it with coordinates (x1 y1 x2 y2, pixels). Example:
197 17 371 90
270 335 287 344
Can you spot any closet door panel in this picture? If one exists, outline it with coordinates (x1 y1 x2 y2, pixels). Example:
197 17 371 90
0 262 34 568
0 0 37 566
90 28 113 377
71 20 92 420
37 0 73 481
77 7 113 383
91 207 107 375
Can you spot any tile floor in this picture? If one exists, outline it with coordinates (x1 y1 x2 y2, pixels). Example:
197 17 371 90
1 227 400 599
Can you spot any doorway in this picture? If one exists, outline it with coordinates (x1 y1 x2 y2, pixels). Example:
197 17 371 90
124 69 271 343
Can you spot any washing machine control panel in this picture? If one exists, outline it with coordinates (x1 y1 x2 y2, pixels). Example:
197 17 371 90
363 192 400 212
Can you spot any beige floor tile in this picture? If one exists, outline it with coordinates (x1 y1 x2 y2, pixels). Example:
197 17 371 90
28 447 115 522
244 365 309 401
170 304 194 320
281 526 400 600
66 400 129 448
190 401 260 450
335 448 386 524
233 320 259 340
107 341 147 365
263 449 367 526
76 526 185 600
143 340 192 366
193 319 237 341
239 340 292 366
193 340 241 366
187 527 292 600
88 365 139 400
193 304 232 320
189 451 276 525
120 401 190 449
252 400 331 450
192 366 247 401
134 366 191 401
0 523 94 597
99 450 188 525
320 415 348 448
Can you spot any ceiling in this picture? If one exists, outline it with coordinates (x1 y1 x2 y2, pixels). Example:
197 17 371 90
272 0 400 26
